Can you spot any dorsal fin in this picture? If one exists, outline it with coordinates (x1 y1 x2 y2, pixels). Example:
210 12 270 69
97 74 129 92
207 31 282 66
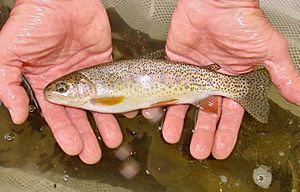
205 64 220 71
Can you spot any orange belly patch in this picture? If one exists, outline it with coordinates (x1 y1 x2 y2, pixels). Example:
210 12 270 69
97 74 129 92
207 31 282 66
91 96 125 106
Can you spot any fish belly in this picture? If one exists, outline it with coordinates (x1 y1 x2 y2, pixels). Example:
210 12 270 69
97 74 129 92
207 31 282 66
78 92 216 113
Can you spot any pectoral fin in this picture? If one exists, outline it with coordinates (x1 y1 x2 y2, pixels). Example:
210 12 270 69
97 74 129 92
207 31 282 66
91 96 125 106
151 99 178 107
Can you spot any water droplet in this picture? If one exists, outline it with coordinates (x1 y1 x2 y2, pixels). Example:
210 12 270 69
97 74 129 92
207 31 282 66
145 169 151 175
29 105 36 113
63 174 69 182
158 125 162 131
4 133 15 141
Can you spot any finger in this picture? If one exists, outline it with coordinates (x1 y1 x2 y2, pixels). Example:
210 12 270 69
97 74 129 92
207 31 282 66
264 33 300 106
93 112 122 148
123 111 139 119
212 98 244 159
142 107 164 123
35 90 83 156
162 105 189 144
190 97 222 159
0 65 29 124
65 107 101 164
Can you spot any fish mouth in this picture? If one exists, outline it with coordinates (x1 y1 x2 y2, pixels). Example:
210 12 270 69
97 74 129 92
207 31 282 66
43 92 56 103
43 91 63 103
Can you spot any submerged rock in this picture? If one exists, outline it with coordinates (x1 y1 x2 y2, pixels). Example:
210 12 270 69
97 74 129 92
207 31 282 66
253 165 272 189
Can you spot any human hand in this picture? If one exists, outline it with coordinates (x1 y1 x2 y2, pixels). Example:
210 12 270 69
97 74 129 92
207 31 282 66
0 0 122 164
160 0 300 159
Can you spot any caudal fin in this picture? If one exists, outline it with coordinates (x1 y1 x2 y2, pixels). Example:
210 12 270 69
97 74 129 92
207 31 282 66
239 68 271 123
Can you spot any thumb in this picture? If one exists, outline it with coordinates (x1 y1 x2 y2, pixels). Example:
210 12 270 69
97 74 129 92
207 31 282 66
264 34 300 106
0 64 29 124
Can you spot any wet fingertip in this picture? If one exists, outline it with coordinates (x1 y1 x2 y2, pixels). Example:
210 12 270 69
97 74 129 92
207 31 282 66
106 134 123 149
212 149 231 160
55 128 83 156
79 150 102 165
190 151 210 160
212 132 237 160
8 108 16 121
102 128 123 149
162 131 180 144
78 136 102 165
9 108 28 125
94 114 123 149
190 141 211 160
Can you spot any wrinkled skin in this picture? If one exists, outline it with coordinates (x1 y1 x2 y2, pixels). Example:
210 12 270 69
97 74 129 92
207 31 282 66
161 0 300 159
0 0 121 164
1 0 300 164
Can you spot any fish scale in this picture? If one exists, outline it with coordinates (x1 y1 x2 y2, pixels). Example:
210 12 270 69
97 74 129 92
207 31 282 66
44 58 271 123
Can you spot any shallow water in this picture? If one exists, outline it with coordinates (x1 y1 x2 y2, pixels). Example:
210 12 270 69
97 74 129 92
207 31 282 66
0 5 299 192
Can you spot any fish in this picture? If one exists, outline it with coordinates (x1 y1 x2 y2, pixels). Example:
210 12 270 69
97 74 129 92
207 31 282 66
44 58 271 123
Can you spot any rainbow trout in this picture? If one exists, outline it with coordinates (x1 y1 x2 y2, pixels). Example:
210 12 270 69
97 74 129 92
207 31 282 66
44 58 271 123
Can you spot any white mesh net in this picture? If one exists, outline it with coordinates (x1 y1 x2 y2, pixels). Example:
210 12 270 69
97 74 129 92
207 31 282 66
103 0 177 40
0 167 131 192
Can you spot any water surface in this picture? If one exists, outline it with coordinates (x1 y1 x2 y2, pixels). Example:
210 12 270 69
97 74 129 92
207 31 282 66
0 6 299 192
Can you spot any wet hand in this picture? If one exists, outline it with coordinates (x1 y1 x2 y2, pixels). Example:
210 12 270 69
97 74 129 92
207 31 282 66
0 0 122 164
162 0 300 159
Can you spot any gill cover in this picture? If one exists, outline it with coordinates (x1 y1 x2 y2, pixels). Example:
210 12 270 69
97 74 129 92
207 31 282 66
44 73 96 106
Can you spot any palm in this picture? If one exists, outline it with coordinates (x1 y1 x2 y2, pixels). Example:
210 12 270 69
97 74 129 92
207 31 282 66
167 0 277 73
163 0 300 159
0 0 121 164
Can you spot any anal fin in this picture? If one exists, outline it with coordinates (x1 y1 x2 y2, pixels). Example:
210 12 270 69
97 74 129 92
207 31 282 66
197 96 219 113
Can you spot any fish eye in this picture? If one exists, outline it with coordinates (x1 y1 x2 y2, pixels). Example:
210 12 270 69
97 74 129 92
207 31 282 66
55 82 68 93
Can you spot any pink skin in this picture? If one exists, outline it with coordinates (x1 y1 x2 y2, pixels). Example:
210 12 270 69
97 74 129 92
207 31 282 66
159 0 300 159
0 0 122 164
1 0 299 164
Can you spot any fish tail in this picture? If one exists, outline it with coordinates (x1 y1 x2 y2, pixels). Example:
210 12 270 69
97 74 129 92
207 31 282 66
239 68 271 123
